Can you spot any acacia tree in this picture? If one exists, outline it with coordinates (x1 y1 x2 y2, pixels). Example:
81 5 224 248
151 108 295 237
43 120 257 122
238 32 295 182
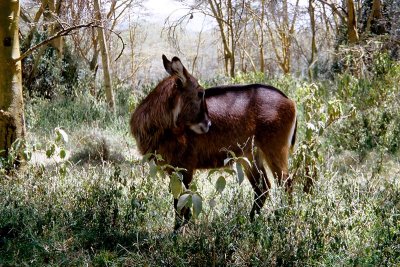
248 0 267 73
166 0 247 77
308 0 317 79
264 0 300 74
94 0 115 111
317 0 359 44
346 0 359 43
0 0 25 162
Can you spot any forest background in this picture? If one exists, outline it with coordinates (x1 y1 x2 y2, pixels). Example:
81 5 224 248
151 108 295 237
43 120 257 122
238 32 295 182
0 0 399 265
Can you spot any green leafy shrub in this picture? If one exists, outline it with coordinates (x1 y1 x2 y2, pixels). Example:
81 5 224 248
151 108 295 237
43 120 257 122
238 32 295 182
2 65 400 266
329 59 400 158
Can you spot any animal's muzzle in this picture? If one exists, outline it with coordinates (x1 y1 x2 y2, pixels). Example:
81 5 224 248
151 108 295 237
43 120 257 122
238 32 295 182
190 118 211 134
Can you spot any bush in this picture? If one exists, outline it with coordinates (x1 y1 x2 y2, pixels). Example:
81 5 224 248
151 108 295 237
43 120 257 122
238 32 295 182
2 65 400 265
329 59 400 157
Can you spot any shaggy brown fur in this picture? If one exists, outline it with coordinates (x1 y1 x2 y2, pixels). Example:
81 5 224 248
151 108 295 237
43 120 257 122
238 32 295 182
130 56 297 230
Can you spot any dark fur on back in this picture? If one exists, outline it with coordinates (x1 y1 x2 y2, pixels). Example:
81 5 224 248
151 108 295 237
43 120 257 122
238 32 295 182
205 84 289 99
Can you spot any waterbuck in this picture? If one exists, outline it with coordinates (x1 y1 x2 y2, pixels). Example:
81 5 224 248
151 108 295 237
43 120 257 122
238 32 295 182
130 55 297 230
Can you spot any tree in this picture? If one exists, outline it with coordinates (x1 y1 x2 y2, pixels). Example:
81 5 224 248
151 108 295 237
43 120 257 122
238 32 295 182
346 0 359 43
0 0 26 163
207 0 243 77
166 0 247 77
317 0 359 44
265 0 301 74
308 0 317 79
94 0 115 111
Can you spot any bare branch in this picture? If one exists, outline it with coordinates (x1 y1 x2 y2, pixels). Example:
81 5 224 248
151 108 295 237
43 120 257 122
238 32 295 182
15 22 97 63
316 0 346 22
15 21 125 63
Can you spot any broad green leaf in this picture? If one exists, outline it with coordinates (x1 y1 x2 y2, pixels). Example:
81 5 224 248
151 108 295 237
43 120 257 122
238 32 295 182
190 183 197 191
177 193 191 212
206 169 219 179
223 157 232 166
192 193 203 218
149 159 158 177
170 173 183 199
55 128 69 143
141 153 152 163
59 149 67 159
238 157 251 168
236 163 245 185
59 164 68 176
223 168 236 176
46 143 56 158
215 176 226 193
209 198 217 209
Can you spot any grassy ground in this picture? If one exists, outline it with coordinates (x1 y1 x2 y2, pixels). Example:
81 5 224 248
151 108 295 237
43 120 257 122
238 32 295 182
1 72 399 266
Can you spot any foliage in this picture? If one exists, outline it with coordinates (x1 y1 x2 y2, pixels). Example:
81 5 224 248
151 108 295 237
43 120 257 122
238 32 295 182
1 58 400 265
22 37 86 99
329 56 400 159
333 36 399 77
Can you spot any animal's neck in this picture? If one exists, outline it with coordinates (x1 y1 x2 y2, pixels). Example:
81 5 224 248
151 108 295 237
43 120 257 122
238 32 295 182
133 79 178 154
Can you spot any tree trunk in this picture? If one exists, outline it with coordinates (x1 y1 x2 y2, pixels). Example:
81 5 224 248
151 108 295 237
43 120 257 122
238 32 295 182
259 0 265 73
366 0 385 34
208 0 234 77
94 0 115 111
308 0 317 80
227 0 235 77
51 0 65 57
0 0 26 160
347 0 359 44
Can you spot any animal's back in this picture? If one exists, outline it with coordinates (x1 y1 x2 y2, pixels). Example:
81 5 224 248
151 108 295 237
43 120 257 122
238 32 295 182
182 84 296 169
205 84 295 130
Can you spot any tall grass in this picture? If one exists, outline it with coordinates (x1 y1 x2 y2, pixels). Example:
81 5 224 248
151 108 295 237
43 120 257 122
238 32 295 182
1 61 399 265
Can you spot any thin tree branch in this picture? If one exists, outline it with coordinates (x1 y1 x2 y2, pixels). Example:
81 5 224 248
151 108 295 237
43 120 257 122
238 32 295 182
14 22 125 63
15 22 97 62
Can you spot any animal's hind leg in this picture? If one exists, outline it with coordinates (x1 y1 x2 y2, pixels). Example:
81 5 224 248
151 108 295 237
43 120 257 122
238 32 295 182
263 146 292 194
244 150 271 220
173 170 193 230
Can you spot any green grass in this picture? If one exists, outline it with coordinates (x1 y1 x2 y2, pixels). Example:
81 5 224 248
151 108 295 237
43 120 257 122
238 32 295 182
1 70 400 265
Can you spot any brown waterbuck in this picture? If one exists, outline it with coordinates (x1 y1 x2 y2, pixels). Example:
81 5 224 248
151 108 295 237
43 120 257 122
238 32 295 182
130 55 297 230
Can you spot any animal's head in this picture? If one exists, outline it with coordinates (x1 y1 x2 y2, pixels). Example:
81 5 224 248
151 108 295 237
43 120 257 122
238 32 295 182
162 55 211 134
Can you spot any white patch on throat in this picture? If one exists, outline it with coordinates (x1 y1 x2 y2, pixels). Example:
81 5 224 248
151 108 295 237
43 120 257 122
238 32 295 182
189 124 204 134
172 97 182 127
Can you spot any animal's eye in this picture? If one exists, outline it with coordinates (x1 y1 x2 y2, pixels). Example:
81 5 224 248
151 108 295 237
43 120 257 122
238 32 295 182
198 91 204 99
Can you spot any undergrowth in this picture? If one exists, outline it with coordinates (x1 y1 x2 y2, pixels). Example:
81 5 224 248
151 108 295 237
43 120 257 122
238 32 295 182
1 59 400 266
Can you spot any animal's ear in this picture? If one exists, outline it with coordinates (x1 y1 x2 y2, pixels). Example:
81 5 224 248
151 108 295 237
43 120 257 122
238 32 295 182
163 55 188 85
162 54 173 75
171 57 188 85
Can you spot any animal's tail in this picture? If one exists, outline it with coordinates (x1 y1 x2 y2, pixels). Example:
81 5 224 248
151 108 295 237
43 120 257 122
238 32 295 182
291 119 297 152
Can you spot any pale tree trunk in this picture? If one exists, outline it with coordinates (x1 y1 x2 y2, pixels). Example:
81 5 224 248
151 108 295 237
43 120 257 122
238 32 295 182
347 0 359 43
308 0 317 80
266 0 300 75
94 0 115 111
0 0 26 160
248 0 266 73
50 0 64 56
208 0 234 77
259 0 265 73
227 0 235 77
